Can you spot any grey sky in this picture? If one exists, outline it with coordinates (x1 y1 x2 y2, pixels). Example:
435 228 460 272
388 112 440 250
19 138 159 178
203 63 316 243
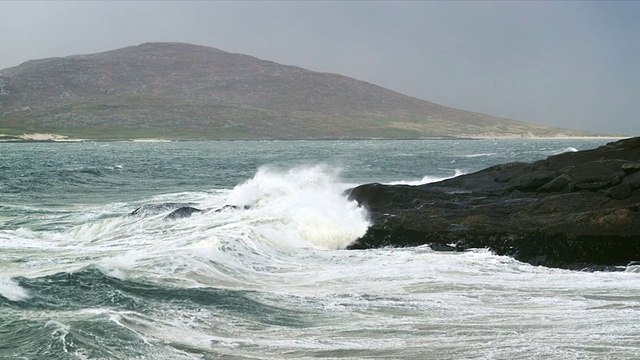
1 1 638 135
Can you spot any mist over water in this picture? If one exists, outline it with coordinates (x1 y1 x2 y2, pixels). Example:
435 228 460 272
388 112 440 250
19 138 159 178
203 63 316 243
2 139 639 359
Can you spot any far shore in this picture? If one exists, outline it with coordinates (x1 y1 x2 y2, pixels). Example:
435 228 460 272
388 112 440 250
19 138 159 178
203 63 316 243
0 133 86 142
461 135 627 140
0 133 170 143
0 132 629 143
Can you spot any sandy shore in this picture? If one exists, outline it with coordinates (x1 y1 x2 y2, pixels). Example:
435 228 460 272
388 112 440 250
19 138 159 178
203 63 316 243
0 133 171 142
19 133 72 141
0 133 84 142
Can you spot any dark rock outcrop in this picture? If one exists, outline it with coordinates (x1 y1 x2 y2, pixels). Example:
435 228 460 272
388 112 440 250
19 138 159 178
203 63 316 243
128 203 243 221
164 206 203 220
129 203 197 217
347 137 640 270
163 204 244 220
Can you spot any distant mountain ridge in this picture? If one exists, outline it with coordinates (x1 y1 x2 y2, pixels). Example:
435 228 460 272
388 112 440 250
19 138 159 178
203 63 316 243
0 42 593 140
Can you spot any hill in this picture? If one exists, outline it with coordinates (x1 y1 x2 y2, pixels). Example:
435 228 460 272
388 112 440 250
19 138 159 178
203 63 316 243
0 42 594 140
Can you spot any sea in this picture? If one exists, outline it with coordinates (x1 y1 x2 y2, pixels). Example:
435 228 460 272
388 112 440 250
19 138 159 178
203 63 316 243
1 138 639 359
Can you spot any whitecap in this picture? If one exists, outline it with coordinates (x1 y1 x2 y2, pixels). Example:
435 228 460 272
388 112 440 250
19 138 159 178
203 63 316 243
462 152 497 158
0 277 30 301
388 169 466 186
551 147 578 155
226 164 369 250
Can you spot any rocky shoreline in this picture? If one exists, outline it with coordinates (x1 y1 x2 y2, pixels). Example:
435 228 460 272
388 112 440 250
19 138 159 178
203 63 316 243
347 137 640 271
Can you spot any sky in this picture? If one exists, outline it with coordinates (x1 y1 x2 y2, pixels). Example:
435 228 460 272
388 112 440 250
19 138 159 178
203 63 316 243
1 1 638 135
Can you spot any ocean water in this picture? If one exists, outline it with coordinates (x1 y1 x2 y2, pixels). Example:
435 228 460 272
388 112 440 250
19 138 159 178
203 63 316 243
1 139 639 359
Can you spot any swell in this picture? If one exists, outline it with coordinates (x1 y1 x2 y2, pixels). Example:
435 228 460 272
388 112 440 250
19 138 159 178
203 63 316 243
6 267 291 318
1 267 307 359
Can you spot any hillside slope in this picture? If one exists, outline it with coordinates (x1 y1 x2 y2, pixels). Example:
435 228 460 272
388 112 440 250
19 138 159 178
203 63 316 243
0 42 592 140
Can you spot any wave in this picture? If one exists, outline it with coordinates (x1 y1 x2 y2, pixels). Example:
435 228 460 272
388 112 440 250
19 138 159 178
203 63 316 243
2 165 370 291
537 146 579 156
462 152 497 158
226 164 369 250
552 147 579 155
0 277 30 301
388 169 466 186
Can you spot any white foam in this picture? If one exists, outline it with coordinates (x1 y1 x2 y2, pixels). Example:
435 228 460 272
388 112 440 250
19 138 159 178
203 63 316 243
463 152 497 158
551 147 578 155
226 165 369 249
0 277 30 301
626 265 640 273
97 250 149 279
388 169 465 186
0 231 57 249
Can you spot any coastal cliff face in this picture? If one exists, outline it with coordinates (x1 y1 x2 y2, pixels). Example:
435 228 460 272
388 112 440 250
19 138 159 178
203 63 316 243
348 137 640 270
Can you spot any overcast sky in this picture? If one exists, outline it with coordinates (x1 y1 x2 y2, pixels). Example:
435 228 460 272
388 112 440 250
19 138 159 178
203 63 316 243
1 1 638 135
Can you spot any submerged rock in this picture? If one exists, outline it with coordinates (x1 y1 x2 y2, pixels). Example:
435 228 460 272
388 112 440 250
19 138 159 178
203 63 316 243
162 204 244 220
348 137 640 270
164 206 203 220
129 203 196 217
130 203 245 221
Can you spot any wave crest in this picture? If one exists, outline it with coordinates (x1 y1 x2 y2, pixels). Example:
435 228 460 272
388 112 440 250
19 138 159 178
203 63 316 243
0 277 30 301
227 165 369 249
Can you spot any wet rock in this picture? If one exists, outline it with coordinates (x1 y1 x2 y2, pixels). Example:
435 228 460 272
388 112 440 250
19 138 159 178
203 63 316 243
164 206 202 220
214 204 241 212
348 137 640 270
162 204 245 220
429 243 465 252
129 202 196 217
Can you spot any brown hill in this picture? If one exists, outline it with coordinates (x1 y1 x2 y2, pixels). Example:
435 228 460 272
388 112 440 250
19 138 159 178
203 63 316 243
0 42 592 140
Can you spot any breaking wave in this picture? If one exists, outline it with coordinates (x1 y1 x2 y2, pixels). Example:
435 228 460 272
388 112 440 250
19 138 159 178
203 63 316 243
388 169 466 186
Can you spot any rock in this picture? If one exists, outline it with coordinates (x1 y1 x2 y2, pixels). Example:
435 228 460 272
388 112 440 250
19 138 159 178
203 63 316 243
506 171 556 192
348 137 640 270
214 204 241 212
537 173 572 192
494 162 527 183
132 203 245 221
129 202 196 217
605 183 633 200
623 171 640 189
561 160 626 192
622 162 640 175
164 206 202 220
429 243 465 252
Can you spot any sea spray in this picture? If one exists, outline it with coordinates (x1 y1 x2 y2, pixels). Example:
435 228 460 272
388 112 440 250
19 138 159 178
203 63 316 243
226 165 370 249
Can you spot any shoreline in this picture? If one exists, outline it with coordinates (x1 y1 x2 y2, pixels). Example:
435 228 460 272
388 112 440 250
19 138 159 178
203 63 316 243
461 135 627 140
0 132 629 143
